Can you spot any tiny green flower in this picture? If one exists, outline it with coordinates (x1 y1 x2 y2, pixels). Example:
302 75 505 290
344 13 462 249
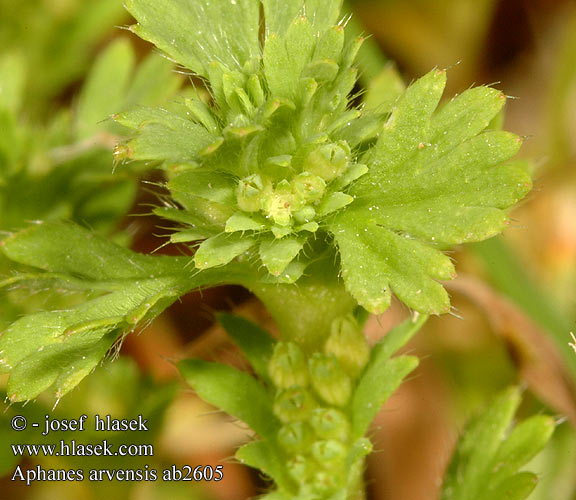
277 422 314 453
263 179 296 227
311 439 348 465
310 408 350 441
309 353 352 407
273 387 316 423
311 471 339 494
302 142 350 182
325 314 370 378
287 454 313 483
291 172 326 204
236 174 269 212
268 341 309 389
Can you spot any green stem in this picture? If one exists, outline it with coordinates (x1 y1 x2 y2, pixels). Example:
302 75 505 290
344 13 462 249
250 278 356 351
240 265 426 499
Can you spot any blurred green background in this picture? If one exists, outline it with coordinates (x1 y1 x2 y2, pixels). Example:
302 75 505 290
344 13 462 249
1 0 576 499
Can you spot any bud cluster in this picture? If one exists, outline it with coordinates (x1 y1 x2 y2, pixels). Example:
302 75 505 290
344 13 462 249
235 141 352 238
119 12 376 279
267 314 371 496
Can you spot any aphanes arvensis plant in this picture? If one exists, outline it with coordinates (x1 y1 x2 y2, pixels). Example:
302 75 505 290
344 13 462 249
0 0 555 499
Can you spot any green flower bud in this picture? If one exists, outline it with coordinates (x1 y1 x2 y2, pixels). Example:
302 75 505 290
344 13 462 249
291 172 326 203
273 387 316 423
310 408 350 441
277 422 313 453
311 471 338 493
263 180 296 226
309 354 352 407
324 314 370 378
302 141 350 182
236 174 268 212
287 455 312 483
268 342 309 389
293 205 316 224
311 439 347 465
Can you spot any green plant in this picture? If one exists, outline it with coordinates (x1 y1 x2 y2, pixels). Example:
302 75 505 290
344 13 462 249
0 32 182 330
0 0 557 498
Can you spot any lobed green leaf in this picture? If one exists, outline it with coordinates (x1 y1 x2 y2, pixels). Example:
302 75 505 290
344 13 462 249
194 233 255 269
351 355 419 439
0 220 186 281
170 169 236 205
7 332 117 403
490 415 555 485
126 0 260 78
76 39 181 140
0 222 248 400
331 214 455 314
217 313 276 381
76 38 135 139
262 0 343 36
263 17 315 99
121 110 216 162
236 440 291 490
226 212 267 232
179 359 279 440
259 237 305 276
330 70 529 314
478 472 538 500
441 387 524 500
350 316 426 438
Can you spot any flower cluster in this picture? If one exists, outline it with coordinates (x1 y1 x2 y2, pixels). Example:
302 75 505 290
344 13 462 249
268 314 371 496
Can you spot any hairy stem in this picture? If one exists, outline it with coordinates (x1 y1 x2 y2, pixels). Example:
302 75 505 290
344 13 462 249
251 280 356 350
